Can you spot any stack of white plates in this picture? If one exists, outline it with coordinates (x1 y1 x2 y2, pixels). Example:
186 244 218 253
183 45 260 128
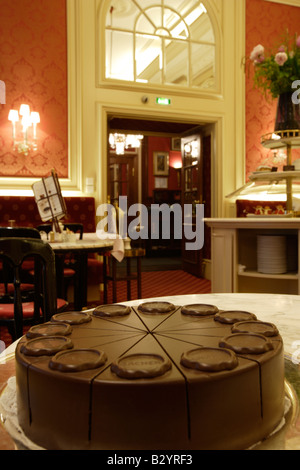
257 235 287 274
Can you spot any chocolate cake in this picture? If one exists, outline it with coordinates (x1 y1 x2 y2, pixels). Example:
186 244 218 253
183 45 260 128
15 302 285 450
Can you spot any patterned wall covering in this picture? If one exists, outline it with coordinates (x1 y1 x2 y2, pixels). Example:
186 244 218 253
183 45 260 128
245 0 300 179
1 0 299 183
0 0 68 178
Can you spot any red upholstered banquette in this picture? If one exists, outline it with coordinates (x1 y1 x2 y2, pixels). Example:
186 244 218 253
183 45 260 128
0 196 102 285
0 196 96 232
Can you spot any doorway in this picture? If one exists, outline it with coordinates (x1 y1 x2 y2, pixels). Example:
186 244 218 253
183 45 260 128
107 115 213 277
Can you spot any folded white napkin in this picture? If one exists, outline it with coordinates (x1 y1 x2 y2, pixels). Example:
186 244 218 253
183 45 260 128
111 237 125 262
93 230 125 262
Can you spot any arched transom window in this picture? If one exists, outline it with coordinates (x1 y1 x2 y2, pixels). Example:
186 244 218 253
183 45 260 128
104 0 216 89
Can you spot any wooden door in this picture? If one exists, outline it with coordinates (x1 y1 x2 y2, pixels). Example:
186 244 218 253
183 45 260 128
107 153 138 237
108 154 138 209
181 132 203 277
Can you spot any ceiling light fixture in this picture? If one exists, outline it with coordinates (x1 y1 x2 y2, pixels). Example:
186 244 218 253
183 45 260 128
109 133 144 155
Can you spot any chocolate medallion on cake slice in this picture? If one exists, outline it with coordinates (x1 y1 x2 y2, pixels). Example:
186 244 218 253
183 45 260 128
111 353 172 379
134 301 179 331
219 333 274 355
26 322 73 339
20 336 73 357
181 303 219 316
49 348 108 372
180 347 238 372
231 320 279 337
51 311 92 325
93 304 131 318
137 301 176 314
214 310 257 324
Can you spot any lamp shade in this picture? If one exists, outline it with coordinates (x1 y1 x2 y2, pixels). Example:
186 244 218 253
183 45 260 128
31 112 40 124
19 104 30 116
8 109 19 122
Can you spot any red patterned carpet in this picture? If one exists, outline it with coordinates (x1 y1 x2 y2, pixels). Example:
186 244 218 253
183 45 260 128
0 270 211 348
104 269 211 303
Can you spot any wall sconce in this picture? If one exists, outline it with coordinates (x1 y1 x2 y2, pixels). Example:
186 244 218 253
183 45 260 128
8 104 40 155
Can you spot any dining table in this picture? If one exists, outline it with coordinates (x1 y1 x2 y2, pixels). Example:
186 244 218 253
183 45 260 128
46 232 124 311
1 292 300 450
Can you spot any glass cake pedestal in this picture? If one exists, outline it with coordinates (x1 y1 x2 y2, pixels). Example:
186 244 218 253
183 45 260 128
1 293 300 450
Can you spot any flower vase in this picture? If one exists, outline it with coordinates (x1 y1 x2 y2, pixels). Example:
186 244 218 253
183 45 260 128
275 91 300 131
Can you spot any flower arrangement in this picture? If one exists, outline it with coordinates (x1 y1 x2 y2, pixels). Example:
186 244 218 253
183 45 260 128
250 32 300 99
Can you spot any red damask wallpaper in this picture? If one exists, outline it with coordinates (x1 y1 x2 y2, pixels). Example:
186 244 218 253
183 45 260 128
0 0 68 178
246 0 300 179
1 0 299 182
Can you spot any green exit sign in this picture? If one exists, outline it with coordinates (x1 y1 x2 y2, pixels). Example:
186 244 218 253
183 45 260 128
156 97 171 105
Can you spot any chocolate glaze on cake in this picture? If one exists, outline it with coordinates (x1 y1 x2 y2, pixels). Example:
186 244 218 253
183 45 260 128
15 302 285 450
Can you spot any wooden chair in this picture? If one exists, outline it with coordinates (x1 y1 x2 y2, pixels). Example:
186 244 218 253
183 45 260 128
0 237 67 341
0 227 41 238
0 226 41 289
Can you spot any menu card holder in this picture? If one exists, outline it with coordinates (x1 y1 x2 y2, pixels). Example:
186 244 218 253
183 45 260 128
32 169 67 232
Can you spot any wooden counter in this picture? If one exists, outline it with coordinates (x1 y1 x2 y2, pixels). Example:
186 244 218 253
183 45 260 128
205 218 300 294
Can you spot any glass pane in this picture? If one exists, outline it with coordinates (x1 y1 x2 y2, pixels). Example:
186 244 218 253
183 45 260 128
191 43 215 88
169 20 189 39
192 166 199 190
106 0 139 30
106 31 134 81
162 8 188 38
144 7 161 28
183 138 199 165
136 14 156 34
165 39 188 86
189 9 214 43
184 168 192 191
136 34 162 84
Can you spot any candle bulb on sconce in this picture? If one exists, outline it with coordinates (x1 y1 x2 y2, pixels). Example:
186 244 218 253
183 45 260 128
8 104 40 155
